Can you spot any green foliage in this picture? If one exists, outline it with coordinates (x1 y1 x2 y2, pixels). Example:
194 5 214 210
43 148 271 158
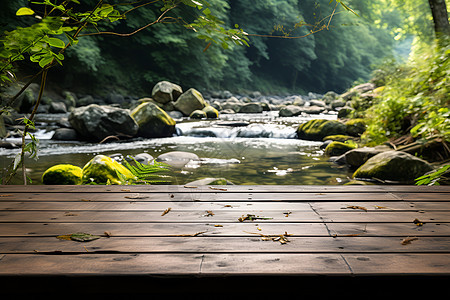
415 164 450 186
120 156 172 184
363 39 450 145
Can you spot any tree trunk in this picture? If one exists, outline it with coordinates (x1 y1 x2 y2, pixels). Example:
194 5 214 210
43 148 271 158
428 0 450 39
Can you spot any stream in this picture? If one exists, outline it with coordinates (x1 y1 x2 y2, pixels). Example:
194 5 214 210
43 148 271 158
0 111 353 185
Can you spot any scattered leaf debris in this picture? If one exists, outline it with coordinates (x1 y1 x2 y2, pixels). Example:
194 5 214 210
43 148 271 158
56 232 101 242
203 210 215 217
124 193 149 199
170 194 175 198
401 236 419 245
238 214 273 222
0 194 13 197
104 231 112 237
246 231 292 244
184 185 198 188
173 231 207 237
214 224 223 227
344 205 368 212
209 186 227 191
64 212 78 216
80 199 91 202
413 218 425 226
283 211 292 217
374 205 389 209
121 189 131 192
161 207 172 216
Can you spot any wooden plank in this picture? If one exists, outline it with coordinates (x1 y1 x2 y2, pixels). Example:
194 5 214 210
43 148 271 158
1 184 449 193
0 210 449 223
0 192 404 201
1 200 448 211
1 253 448 276
1 236 449 254
1 222 447 237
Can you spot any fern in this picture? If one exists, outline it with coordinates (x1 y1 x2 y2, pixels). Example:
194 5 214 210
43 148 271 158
119 156 172 185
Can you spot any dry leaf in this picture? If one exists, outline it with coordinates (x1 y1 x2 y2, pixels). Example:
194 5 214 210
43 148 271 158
0 194 13 197
64 212 78 216
81 199 91 202
209 186 227 191
104 231 112 237
374 205 389 209
184 185 198 188
401 237 418 245
238 214 273 222
161 207 172 216
345 205 368 212
56 232 100 242
203 210 215 217
174 231 207 237
214 224 223 227
245 231 292 244
121 189 131 192
413 218 424 226
283 211 292 217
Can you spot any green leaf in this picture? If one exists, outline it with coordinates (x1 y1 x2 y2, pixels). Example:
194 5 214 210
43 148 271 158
57 232 101 242
45 37 66 48
39 55 53 68
16 7 35 16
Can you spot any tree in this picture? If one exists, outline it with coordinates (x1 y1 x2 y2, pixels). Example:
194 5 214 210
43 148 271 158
428 0 450 40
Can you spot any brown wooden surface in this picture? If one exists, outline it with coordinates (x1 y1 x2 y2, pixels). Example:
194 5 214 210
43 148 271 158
0 185 449 295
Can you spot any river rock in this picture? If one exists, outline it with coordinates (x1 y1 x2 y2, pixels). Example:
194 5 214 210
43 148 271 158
297 119 347 141
152 81 183 104
174 88 207 116
309 99 327 107
51 128 78 141
82 154 136 185
337 106 354 118
69 104 138 141
353 150 434 183
239 103 263 113
131 153 154 165
324 141 357 156
156 151 200 168
302 106 326 114
0 116 6 138
344 146 390 168
168 110 184 119
189 110 207 119
42 164 83 185
322 91 339 104
202 106 219 119
49 102 67 113
279 105 303 117
131 102 176 138
345 118 367 136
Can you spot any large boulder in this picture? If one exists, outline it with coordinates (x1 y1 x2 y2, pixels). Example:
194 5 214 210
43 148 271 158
353 150 434 183
51 128 78 141
189 110 207 119
279 105 303 117
69 104 138 141
82 154 136 185
239 103 263 113
344 146 390 168
324 141 357 156
42 164 83 185
173 88 207 116
297 119 347 141
130 102 176 138
151 81 183 104
202 106 219 119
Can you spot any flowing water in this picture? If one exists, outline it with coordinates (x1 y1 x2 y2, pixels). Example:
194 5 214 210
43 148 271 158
0 111 353 185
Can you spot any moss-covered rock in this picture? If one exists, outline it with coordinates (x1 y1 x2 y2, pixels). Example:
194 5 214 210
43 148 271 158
173 88 207 116
297 119 347 141
324 141 357 156
202 105 219 119
42 164 83 185
131 102 176 138
189 110 207 119
353 150 434 183
322 135 356 142
345 118 367 136
82 155 136 185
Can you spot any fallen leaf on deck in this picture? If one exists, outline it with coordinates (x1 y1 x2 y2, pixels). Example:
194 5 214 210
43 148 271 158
401 237 418 245
184 185 198 188
374 205 389 209
283 211 292 217
344 205 368 212
238 214 273 222
173 231 207 237
64 212 78 216
413 218 425 226
56 232 101 242
161 207 172 216
124 193 149 199
209 186 227 191
214 224 223 227
0 194 13 197
80 199 91 202
121 189 131 192
203 210 215 217
245 231 292 244
104 231 112 237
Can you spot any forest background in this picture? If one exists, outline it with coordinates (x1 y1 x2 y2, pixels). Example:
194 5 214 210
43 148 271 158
1 0 441 98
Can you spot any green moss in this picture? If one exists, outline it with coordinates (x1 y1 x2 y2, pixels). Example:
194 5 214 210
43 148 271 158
189 110 207 119
202 105 219 119
42 164 83 185
297 119 347 141
82 155 136 185
324 141 357 156
130 102 176 138
322 135 355 142
345 118 367 136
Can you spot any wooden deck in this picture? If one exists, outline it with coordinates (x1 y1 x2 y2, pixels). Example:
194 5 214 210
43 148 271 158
0 184 449 296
